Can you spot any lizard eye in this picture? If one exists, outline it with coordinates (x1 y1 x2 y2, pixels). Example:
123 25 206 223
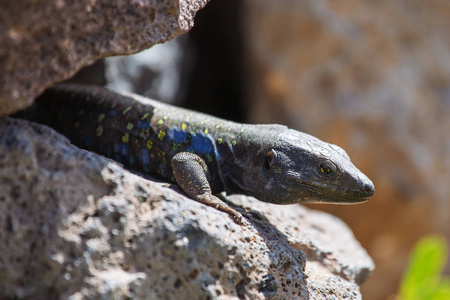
319 162 336 176
265 150 277 170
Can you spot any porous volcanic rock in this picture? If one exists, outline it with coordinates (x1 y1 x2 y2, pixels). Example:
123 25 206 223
0 0 208 115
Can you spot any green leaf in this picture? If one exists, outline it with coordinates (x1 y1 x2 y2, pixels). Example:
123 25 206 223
429 278 450 300
399 235 448 300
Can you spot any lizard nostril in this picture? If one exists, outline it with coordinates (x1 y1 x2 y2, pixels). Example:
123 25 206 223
363 182 374 196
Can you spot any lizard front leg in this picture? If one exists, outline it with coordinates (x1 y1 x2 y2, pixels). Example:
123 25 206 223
171 152 244 224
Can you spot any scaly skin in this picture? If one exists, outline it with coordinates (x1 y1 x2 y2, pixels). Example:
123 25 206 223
15 84 375 224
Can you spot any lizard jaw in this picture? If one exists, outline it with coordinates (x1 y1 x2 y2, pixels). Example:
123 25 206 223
293 181 374 204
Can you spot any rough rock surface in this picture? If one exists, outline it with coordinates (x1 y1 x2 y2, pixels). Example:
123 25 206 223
0 118 373 299
0 0 208 116
243 0 450 298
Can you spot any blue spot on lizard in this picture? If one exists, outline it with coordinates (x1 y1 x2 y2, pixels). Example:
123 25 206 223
139 148 150 172
107 109 117 117
188 133 214 154
137 120 151 129
80 136 93 148
167 128 188 143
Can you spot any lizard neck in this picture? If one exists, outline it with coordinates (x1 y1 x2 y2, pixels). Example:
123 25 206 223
216 124 287 196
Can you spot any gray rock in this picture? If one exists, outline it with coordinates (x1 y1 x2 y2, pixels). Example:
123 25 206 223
104 36 186 104
0 118 373 299
0 0 208 116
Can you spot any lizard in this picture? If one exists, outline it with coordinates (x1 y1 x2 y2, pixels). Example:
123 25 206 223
14 84 375 224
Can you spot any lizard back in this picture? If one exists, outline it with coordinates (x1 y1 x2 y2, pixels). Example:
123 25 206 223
15 84 239 190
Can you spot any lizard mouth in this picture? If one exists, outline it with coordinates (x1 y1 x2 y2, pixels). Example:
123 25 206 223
296 182 371 204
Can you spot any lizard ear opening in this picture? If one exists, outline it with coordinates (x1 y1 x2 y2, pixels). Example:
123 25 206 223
265 150 277 170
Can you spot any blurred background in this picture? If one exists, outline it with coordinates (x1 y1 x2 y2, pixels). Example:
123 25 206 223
69 0 450 299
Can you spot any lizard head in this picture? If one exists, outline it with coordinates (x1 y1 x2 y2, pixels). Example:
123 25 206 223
226 126 375 205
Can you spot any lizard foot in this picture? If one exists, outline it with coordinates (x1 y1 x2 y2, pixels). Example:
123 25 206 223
194 194 246 225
